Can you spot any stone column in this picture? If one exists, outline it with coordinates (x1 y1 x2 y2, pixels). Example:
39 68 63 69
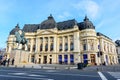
30 38 33 52
68 36 70 51
36 37 39 52
48 37 50 51
8 44 12 53
43 37 45 51
62 36 65 52
54 36 57 52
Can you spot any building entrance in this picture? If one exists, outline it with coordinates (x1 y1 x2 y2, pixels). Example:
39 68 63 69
58 55 62 64
43 56 47 64
64 55 68 64
49 58 52 64
90 54 96 65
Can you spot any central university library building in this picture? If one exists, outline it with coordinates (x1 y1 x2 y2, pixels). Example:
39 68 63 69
6 15 118 65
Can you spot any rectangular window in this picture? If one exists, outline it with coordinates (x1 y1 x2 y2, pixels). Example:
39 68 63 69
70 43 74 51
45 44 48 51
70 54 74 64
83 44 87 50
59 44 62 51
50 43 54 51
65 43 68 51
40 44 43 51
59 55 62 64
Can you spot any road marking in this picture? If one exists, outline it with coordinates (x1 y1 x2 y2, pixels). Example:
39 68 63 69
8 73 46 77
108 72 120 80
29 74 45 77
46 70 58 72
8 72 26 75
0 69 99 77
0 74 54 80
98 72 108 80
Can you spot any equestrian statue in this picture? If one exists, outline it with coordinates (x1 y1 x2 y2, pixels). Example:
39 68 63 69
15 30 28 49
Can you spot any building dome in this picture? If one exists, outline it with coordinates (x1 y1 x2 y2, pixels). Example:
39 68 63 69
78 16 95 30
10 24 21 35
115 40 120 46
39 14 57 29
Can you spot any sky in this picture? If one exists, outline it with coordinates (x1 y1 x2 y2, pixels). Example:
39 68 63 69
0 0 120 48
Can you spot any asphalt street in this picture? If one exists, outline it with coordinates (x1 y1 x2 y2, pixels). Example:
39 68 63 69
0 67 119 80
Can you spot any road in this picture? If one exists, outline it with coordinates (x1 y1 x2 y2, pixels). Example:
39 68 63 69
0 67 119 80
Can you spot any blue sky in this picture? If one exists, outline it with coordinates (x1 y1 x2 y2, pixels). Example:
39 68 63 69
0 0 120 48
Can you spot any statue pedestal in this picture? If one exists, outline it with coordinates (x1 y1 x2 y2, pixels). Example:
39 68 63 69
10 49 29 65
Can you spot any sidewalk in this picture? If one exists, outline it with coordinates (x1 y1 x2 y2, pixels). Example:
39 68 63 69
83 64 120 72
2 63 77 70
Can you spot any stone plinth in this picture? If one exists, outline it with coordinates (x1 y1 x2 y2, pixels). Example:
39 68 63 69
10 49 29 65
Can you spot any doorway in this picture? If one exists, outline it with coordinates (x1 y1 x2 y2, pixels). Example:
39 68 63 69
38 58 41 64
43 56 47 64
90 54 96 65
49 58 52 64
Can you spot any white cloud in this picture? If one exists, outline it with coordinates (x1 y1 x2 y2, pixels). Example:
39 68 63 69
73 0 100 19
58 12 72 20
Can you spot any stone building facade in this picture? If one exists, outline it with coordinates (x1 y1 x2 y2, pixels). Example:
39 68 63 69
6 15 118 65
115 40 120 63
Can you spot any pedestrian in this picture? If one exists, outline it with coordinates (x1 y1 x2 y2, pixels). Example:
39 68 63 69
7 58 10 66
3 59 6 66
12 58 14 65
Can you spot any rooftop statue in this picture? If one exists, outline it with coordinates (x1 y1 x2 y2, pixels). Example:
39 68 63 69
15 30 28 48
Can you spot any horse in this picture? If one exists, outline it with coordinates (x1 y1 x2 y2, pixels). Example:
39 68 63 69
15 31 28 48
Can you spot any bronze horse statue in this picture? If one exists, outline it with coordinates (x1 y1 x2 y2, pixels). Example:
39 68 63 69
15 30 28 47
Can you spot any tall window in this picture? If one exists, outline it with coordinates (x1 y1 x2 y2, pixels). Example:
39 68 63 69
65 43 68 51
40 44 43 51
83 44 87 51
45 44 48 51
33 45 36 52
90 43 94 50
28 45 30 51
50 43 54 51
70 42 74 51
59 43 62 51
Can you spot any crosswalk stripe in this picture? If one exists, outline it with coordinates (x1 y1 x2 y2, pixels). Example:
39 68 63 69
108 72 120 79
98 72 108 80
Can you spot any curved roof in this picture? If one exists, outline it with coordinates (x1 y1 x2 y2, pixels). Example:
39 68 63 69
39 14 57 29
23 24 39 32
57 19 76 30
10 24 21 35
78 16 95 30
115 40 120 46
